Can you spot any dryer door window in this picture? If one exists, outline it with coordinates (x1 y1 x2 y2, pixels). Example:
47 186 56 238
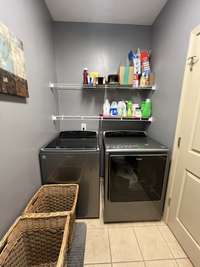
108 154 167 202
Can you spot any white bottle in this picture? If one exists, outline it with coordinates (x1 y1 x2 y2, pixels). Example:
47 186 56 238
103 99 110 117
121 101 127 117
117 101 123 117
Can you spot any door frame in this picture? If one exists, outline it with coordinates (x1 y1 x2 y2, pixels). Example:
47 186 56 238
163 24 200 223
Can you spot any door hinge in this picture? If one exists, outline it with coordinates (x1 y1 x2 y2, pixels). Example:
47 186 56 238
168 197 171 207
177 137 181 148
187 56 199 71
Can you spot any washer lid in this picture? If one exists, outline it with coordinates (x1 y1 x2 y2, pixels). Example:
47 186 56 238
59 131 97 138
45 131 98 150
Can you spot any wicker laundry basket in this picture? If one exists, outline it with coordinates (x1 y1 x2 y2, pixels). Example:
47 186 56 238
23 184 79 248
0 213 70 267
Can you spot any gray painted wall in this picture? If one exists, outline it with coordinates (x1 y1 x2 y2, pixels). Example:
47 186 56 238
0 0 56 237
149 0 200 148
1 0 198 237
53 22 152 130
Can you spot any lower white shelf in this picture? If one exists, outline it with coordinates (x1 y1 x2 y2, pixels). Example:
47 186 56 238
52 115 153 122
52 115 99 121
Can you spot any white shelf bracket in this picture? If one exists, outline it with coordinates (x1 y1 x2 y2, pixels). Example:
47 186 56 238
52 115 57 121
152 85 156 90
49 82 55 88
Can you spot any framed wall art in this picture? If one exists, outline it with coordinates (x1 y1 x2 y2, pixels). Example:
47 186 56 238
0 22 29 97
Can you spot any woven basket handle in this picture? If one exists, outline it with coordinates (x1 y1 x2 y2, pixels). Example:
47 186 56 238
31 196 39 206
0 238 8 254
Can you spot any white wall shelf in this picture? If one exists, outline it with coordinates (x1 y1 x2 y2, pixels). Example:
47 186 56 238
49 82 156 91
50 82 154 127
52 115 153 122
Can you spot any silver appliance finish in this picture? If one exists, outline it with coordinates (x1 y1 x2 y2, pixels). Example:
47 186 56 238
39 131 100 219
103 131 170 223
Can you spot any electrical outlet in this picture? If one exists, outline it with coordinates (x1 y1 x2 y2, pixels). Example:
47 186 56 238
81 123 87 131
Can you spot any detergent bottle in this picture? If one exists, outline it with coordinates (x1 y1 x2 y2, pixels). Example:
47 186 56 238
127 100 133 117
142 99 152 119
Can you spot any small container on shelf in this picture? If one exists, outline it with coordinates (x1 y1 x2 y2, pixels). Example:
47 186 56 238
119 65 134 85
83 68 89 85
133 73 139 88
103 99 111 116
97 77 104 85
108 74 119 85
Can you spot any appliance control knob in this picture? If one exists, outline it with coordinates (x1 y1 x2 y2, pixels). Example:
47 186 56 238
42 155 46 160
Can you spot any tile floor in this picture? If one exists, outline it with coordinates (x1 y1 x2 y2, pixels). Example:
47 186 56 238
77 218 193 267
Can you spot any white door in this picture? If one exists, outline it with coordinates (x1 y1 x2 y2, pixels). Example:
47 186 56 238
168 25 200 267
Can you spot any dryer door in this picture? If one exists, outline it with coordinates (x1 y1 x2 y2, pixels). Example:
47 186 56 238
108 154 168 203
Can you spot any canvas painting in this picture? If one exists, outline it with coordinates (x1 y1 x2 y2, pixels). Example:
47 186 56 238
0 22 29 97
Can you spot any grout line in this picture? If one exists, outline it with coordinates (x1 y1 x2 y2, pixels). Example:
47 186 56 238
79 223 169 230
159 225 188 259
156 224 186 261
132 227 146 266
175 259 181 267
111 260 145 264
156 225 175 259
84 259 111 265
112 261 146 266
84 263 112 266
110 259 181 266
145 258 179 262
144 259 178 267
133 225 180 263
175 258 194 267
107 228 113 267
113 261 145 265
83 226 111 265
111 260 145 263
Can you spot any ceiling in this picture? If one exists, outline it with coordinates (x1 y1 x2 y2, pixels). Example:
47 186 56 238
45 0 168 25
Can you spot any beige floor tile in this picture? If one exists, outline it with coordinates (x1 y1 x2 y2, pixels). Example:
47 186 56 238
106 222 141 228
84 265 111 267
133 221 166 227
84 228 111 264
76 218 166 229
151 221 166 226
76 218 166 230
77 218 104 229
109 228 142 262
134 226 173 260
145 259 178 267
105 220 165 229
113 262 145 267
176 259 194 267
158 226 187 259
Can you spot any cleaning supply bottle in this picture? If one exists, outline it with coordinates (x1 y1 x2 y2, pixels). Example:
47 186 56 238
117 101 123 117
103 99 110 117
83 68 88 84
142 99 152 119
133 49 141 75
127 100 133 117
120 101 127 117
110 101 118 116
133 73 139 88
